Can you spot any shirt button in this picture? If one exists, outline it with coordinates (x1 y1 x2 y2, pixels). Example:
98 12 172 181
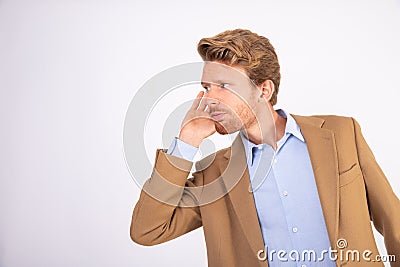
301 265 307 267
273 158 277 164
283 191 288 196
292 227 298 233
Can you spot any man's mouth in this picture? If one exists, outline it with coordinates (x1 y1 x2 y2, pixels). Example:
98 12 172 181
210 112 226 121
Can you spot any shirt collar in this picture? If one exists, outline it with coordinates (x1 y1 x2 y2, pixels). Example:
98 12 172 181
276 109 305 143
239 132 260 166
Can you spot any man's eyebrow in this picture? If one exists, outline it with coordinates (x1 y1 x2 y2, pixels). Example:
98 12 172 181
200 80 231 87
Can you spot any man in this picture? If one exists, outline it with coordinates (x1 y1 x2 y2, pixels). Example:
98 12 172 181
130 29 400 266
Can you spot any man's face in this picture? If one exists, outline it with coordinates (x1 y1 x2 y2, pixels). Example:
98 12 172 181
200 61 259 134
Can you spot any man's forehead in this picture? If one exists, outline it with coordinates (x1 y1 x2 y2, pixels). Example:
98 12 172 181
201 61 249 83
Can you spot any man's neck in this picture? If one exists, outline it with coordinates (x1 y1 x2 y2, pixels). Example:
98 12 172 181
242 108 287 150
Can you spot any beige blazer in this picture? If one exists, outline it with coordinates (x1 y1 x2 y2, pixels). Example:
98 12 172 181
130 114 400 267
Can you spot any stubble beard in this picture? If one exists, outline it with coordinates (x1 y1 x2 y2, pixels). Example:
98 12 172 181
214 105 257 135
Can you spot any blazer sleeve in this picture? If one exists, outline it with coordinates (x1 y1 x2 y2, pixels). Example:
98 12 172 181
130 149 204 246
352 118 400 260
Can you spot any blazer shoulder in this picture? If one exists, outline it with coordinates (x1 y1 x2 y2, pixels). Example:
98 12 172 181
309 114 357 132
292 113 360 137
312 113 352 122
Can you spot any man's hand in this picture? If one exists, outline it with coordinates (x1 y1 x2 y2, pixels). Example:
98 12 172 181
179 91 216 147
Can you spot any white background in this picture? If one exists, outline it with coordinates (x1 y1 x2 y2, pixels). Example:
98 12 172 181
1 0 399 266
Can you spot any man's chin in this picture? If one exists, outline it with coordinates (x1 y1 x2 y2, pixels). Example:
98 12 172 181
215 122 234 135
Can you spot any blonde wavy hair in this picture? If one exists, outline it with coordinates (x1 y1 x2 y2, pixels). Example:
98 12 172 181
197 29 281 106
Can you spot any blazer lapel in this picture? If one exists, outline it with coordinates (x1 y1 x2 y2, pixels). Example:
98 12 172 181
219 135 266 261
291 114 339 248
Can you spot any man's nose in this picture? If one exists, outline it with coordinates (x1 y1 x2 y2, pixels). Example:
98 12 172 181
205 86 221 106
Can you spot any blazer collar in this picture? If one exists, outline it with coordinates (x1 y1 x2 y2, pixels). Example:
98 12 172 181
219 136 266 265
220 114 339 253
290 114 339 249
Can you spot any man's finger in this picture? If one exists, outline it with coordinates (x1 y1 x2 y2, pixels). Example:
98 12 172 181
191 91 204 109
198 95 209 111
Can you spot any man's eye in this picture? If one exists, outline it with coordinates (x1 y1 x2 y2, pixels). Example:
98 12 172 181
202 83 228 91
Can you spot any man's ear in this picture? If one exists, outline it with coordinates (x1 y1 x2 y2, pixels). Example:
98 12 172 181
258 80 275 102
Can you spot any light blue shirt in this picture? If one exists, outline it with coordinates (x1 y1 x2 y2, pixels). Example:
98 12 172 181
167 109 336 267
